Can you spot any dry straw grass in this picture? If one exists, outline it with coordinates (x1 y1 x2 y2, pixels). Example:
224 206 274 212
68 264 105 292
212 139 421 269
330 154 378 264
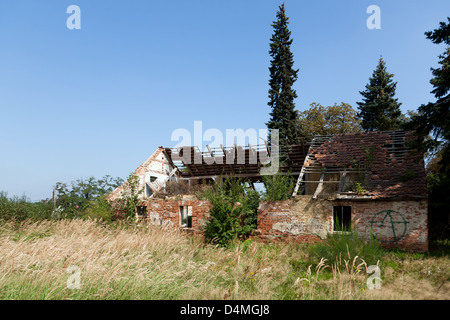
0 219 448 300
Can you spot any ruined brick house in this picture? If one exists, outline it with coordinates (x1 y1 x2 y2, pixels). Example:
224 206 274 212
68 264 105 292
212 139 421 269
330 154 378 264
107 130 428 252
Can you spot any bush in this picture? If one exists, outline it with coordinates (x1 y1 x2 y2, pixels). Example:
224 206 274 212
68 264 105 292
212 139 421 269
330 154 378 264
0 192 53 222
202 177 260 247
262 172 294 201
79 196 113 222
114 174 143 221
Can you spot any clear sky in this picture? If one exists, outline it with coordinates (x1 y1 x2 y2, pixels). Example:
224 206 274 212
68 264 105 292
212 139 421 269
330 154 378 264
1 0 449 201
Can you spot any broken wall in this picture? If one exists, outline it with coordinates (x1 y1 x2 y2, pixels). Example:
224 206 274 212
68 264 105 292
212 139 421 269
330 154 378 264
106 147 174 201
133 196 427 252
142 199 210 233
257 197 428 252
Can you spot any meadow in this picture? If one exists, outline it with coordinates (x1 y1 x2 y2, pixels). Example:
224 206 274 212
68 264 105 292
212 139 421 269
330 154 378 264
0 218 449 300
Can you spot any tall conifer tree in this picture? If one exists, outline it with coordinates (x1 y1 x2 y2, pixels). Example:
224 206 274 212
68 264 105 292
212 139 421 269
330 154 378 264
406 17 450 239
266 3 299 151
357 57 403 131
408 18 450 169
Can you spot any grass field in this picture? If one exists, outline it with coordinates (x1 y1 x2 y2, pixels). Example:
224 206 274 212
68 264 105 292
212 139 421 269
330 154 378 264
0 219 449 300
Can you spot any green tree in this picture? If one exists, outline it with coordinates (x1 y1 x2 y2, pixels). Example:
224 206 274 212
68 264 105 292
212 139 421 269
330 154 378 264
426 18 450 100
266 3 300 152
115 174 143 221
203 177 259 247
406 18 450 239
54 175 123 218
409 17 450 171
357 57 403 131
297 102 362 137
262 172 294 201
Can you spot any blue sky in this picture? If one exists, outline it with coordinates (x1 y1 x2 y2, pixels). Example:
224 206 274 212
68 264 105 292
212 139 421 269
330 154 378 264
0 0 449 201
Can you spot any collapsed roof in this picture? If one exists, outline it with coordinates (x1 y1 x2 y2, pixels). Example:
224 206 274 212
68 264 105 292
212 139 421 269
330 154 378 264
165 130 427 200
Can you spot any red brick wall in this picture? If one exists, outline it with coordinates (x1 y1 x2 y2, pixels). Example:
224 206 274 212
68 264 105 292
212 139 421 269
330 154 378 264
140 199 211 233
257 197 428 252
135 197 428 252
342 199 428 252
257 198 329 243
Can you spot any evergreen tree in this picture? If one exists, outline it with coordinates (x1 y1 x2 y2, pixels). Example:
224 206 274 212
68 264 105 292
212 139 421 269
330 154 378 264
406 17 450 239
357 57 403 131
266 3 299 152
408 17 450 171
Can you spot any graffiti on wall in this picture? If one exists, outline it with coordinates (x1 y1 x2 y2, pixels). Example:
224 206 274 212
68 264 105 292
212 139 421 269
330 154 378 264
368 210 409 243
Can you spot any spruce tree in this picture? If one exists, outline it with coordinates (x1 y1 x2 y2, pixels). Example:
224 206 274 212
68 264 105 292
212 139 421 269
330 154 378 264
266 3 299 151
406 17 450 239
357 57 403 131
408 17 450 170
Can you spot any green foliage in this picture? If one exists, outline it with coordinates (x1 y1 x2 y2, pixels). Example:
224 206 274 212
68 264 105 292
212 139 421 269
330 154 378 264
115 174 143 221
424 17 450 100
262 172 294 201
406 18 450 240
266 3 300 150
357 57 403 131
297 102 362 137
79 196 113 222
306 230 385 269
203 177 260 247
347 182 367 195
1 175 123 223
54 175 123 218
0 192 53 222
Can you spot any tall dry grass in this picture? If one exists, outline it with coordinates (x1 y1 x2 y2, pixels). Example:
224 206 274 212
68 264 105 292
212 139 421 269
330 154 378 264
0 219 448 300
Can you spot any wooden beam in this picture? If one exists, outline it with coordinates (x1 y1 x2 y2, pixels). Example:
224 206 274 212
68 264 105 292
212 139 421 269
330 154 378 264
313 172 325 199
292 152 311 196
220 144 236 174
338 171 347 193
248 143 257 165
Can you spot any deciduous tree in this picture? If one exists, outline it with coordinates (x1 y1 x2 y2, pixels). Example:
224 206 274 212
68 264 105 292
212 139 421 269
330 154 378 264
297 102 361 137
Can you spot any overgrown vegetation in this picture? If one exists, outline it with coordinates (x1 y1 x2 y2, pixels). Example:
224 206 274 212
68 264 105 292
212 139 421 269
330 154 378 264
202 177 260 247
1 175 123 223
0 219 448 300
0 192 53 222
112 174 143 221
54 175 123 219
262 172 295 201
304 230 385 270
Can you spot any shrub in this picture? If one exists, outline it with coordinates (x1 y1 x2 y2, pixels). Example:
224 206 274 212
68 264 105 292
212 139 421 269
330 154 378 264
79 196 113 222
202 177 260 247
261 172 294 201
0 192 53 222
114 174 143 221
